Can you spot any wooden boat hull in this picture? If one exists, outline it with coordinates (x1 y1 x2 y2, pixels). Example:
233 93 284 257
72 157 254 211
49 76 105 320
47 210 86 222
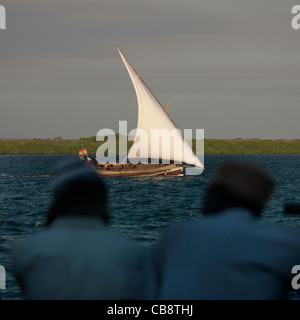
96 163 183 177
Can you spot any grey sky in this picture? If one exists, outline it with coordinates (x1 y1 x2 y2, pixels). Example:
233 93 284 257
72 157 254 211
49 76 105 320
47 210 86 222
1 0 300 139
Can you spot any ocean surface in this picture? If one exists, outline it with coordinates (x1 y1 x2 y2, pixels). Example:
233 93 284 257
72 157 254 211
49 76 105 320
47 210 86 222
1 154 300 300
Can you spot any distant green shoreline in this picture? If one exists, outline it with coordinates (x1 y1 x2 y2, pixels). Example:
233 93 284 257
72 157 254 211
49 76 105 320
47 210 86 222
0 137 300 155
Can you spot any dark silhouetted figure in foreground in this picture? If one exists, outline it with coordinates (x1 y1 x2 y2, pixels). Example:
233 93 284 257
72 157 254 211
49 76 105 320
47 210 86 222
148 161 300 299
12 158 148 300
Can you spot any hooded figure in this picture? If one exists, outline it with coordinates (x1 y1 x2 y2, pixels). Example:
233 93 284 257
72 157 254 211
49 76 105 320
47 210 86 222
147 160 300 300
12 158 148 300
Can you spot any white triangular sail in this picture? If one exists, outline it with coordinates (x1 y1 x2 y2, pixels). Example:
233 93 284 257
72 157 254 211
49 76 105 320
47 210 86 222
118 47 203 169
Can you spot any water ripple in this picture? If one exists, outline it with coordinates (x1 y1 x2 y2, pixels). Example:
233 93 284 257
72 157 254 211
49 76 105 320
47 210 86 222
1 154 300 299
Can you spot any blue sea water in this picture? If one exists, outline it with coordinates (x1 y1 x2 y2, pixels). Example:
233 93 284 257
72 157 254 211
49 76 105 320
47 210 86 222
1 154 300 300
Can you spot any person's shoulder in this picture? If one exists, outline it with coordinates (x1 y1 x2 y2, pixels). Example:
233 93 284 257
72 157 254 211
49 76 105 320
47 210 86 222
12 225 61 258
12 229 45 252
160 217 203 239
11 229 53 274
104 228 148 253
257 219 300 244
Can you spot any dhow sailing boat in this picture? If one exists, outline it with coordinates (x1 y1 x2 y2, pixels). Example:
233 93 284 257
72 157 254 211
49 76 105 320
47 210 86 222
96 47 204 177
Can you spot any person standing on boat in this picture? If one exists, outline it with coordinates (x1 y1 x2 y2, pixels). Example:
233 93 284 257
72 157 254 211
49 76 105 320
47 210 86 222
91 157 98 169
148 160 300 299
11 158 149 300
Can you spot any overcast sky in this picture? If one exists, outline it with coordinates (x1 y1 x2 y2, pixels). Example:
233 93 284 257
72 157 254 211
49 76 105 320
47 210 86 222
1 0 300 139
